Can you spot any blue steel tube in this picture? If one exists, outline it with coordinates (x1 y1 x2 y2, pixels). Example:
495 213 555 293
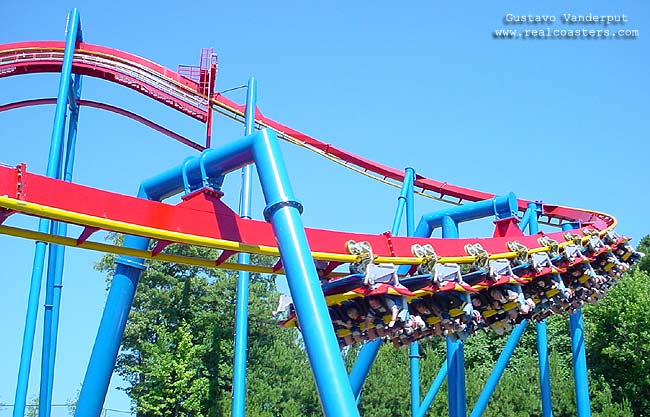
349 340 382 397
14 9 81 417
231 77 256 417
536 321 553 417
45 8 80 181
75 232 150 417
39 229 60 417
447 338 465 417
518 207 532 233
413 194 517 417
442 218 465 417
569 312 591 417
42 87 83 417
265 204 359 416
527 203 541 236
410 343 420 415
251 130 359 417
415 193 517 237
457 339 467 417
78 130 360 417
441 216 458 238
14 242 49 417
349 167 416 400
562 222 591 417
406 168 415 237
404 168 421 416
529 203 554 417
39 143 66 417
390 168 414 236
469 321 529 417
415 362 448 417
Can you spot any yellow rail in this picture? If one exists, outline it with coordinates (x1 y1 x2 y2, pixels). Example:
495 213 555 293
1 44 620 232
0 195 602 272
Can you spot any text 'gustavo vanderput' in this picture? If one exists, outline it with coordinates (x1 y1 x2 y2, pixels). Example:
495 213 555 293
504 13 628 25
494 13 638 39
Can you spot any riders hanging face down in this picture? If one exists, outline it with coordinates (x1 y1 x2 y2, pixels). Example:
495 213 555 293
427 292 472 339
364 295 425 339
487 285 534 321
332 302 366 346
488 287 518 309
410 298 446 336
315 260 331 285
364 295 401 338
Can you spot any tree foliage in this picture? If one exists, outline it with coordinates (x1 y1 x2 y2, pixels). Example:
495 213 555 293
97 243 318 417
356 318 632 417
96 236 646 417
633 234 650 274
584 268 650 416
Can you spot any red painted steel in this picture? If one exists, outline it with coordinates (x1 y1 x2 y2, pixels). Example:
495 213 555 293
0 98 205 151
0 41 208 121
0 41 615 234
493 218 525 238
0 165 593 259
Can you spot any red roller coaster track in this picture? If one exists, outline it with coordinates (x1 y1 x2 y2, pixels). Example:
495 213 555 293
0 40 617 271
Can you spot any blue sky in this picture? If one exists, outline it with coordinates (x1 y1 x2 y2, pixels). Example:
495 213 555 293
0 1 648 415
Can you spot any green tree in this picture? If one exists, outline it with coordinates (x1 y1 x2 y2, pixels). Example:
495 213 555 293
355 314 633 417
632 235 650 274
25 396 38 417
66 387 80 416
97 242 319 416
246 330 320 417
96 235 639 417
126 321 210 416
584 268 650 416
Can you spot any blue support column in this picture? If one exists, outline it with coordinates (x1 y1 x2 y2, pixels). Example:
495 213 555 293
390 167 414 237
402 168 420 416
446 338 466 417
469 321 528 417
350 167 416 400
75 233 150 417
536 321 553 417
39 225 60 417
414 362 448 417
410 194 516 417
562 222 591 417
14 9 81 417
14 242 49 417
349 340 382 397
251 130 359 417
232 77 257 417
569 311 591 417
410 342 421 416
40 70 83 417
528 202 554 417
77 129 360 417
518 207 532 233
527 202 541 235
415 193 517 237
405 168 415 237
441 216 458 238
441 218 465 417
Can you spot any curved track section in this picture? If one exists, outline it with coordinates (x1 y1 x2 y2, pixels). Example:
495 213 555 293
0 163 638 348
0 98 204 151
0 163 618 272
0 40 615 231
0 41 209 123
0 39 639 350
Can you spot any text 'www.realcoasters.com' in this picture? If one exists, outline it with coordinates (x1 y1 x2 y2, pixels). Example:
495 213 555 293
493 13 639 39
